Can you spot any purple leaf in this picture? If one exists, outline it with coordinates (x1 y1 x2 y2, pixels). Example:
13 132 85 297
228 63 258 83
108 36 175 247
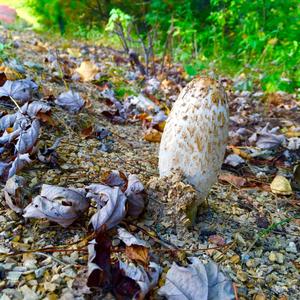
8 153 32 178
0 80 36 103
125 174 146 217
15 119 40 153
87 184 127 230
158 257 234 300
23 184 88 227
55 90 85 113
20 101 51 117
0 113 16 131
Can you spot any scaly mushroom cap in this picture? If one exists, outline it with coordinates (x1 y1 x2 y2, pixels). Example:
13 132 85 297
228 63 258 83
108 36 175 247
159 77 229 204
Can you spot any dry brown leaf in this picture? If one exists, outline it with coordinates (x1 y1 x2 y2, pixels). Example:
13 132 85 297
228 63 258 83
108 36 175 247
36 111 55 126
144 128 162 143
125 245 149 267
0 71 7 86
80 126 94 139
219 173 246 187
229 146 252 160
75 61 98 82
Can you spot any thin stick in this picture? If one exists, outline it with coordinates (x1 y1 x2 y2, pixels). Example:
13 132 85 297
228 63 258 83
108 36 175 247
9 96 22 112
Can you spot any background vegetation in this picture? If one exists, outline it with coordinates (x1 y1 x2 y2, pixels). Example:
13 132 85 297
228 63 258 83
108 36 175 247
3 0 300 93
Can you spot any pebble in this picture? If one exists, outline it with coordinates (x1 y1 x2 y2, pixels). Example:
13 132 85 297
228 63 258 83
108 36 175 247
234 233 247 247
19 285 39 300
44 282 57 292
253 293 266 300
230 254 240 264
237 270 248 282
269 252 277 262
276 253 284 264
286 242 297 253
34 267 47 279
246 259 256 268
6 271 22 282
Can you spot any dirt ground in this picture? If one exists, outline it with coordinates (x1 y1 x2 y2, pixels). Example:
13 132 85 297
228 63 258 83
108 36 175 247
0 26 299 299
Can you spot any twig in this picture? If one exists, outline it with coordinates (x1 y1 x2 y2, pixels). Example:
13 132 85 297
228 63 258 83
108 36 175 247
9 96 22 112
35 251 69 265
233 283 239 300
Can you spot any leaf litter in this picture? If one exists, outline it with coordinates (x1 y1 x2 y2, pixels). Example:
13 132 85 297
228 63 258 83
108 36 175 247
0 24 299 300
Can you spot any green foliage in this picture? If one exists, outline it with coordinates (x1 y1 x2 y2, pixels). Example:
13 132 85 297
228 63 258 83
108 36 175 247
25 0 299 93
105 8 132 34
0 42 11 61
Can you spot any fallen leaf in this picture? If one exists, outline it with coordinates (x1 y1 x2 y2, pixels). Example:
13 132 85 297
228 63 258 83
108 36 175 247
55 90 85 113
0 72 7 86
287 137 300 150
0 113 16 131
23 184 88 227
0 79 37 103
75 61 98 82
119 260 161 299
8 153 32 178
224 154 245 167
208 235 226 246
80 126 94 139
249 123 286 149
87 231 142 299
117 227 149 247
125 174 146 217
87 184 127 230
21 101 51 117
87 231 112 288
15 119 40 153
158 257 235 300
102 170 127 191
125 245 149 267
219 173 246 187
270 175 292 195
3 175 27 213
144 128 162 142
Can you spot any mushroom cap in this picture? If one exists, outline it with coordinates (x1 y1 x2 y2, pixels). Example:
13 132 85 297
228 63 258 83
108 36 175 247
159 77 229 201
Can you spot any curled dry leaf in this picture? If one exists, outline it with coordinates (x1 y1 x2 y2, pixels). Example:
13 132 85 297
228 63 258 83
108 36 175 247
87 184 127 230
118 228 150 267
0 127 21 144
0 79 37 103
125 174 146 217
3 175 27 213
8 153 32 178
23 184 88 227
20 101 51 117
55 90 85 113
158 257 235 300
0 162 10 178
102 170 127 190
15 119 40 153
125 245 149 267
0 113 16 131
87 232 141 298
117 227 149 247
224 154 245 167
119 260 161 299
87 231 112 288
250 124 286 149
